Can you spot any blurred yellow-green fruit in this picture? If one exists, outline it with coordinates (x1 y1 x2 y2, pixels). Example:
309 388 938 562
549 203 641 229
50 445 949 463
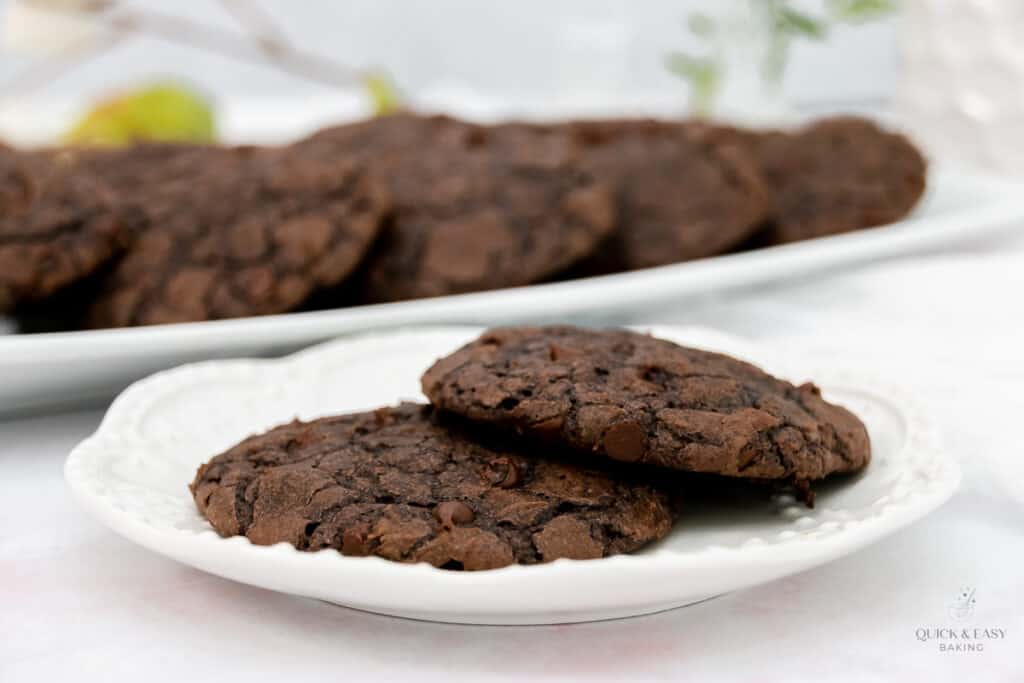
364 72 402 116
64 83 216 146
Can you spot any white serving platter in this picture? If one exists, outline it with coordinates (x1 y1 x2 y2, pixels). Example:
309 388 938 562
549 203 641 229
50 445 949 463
3 166 1023 413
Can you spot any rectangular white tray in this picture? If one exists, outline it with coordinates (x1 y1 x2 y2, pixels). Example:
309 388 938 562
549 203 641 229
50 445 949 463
2 166 1022 413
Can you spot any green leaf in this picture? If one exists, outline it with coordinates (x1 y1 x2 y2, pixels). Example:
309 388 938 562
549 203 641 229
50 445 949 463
665 52 713 81
687 12 715 38
775 7 827 39
64 82 215 146
363 71 402 116
665 52 720 116
827 0 897 22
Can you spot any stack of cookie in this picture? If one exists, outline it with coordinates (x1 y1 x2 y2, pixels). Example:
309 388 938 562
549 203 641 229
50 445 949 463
191 326 871 571
0 114 926 329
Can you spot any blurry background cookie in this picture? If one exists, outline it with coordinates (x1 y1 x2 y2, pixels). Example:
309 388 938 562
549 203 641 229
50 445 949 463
51 143 227 244
565 119 769 272
753 116 927 244
293 112 475 162
86 146 389 327
0 147 126 314
296 114 617 302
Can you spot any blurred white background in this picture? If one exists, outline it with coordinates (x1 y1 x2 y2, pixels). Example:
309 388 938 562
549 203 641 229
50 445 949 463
0 0 899 141
4 2 1024 173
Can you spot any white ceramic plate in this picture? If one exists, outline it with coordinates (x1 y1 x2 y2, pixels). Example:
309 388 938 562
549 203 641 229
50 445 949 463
5 166 1024 413
65 325 961 625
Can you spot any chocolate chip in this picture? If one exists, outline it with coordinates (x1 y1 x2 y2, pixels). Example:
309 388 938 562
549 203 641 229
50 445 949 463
641 365 669 385
530 415 564 438
548 343 583 361
341 528 370 556
793 477 816 508
798 382 822 396
602 421 646 462
489 457 522 488
435 501 475 528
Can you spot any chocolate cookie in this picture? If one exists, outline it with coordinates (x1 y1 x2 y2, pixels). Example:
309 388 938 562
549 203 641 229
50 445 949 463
753 116 927 244
294 112 476 162
422 326 870 493
0 147 125 313
190 403 674 570
85 146 389 327
561 119 769 271
52 142 216 194
47 143 229 252
294 114 616 301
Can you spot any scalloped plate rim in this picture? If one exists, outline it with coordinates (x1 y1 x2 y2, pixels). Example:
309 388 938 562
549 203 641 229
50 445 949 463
64 325 962 623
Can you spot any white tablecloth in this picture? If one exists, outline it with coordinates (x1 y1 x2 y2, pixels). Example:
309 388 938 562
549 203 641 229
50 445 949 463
3 233 1023 682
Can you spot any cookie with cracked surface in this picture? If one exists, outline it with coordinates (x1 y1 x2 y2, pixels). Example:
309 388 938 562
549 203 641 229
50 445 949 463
422 326 870 493
52 142 217 193
753 116 926 244
559 119 769 271
294 114 616 301
86 146 389 327
48 143 223 236
361 140 615 301
0 147 126 313
190 403 674 570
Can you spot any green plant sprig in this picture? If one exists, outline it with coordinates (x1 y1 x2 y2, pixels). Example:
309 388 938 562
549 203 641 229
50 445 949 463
668 0 897 116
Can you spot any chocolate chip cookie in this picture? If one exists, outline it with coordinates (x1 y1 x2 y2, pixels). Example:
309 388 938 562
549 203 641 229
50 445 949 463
85 146 389 327
190 403 674 570
561 119 769 271
294 114 616 301
422 326 870 492
753 116 927 244
0 146 125 313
